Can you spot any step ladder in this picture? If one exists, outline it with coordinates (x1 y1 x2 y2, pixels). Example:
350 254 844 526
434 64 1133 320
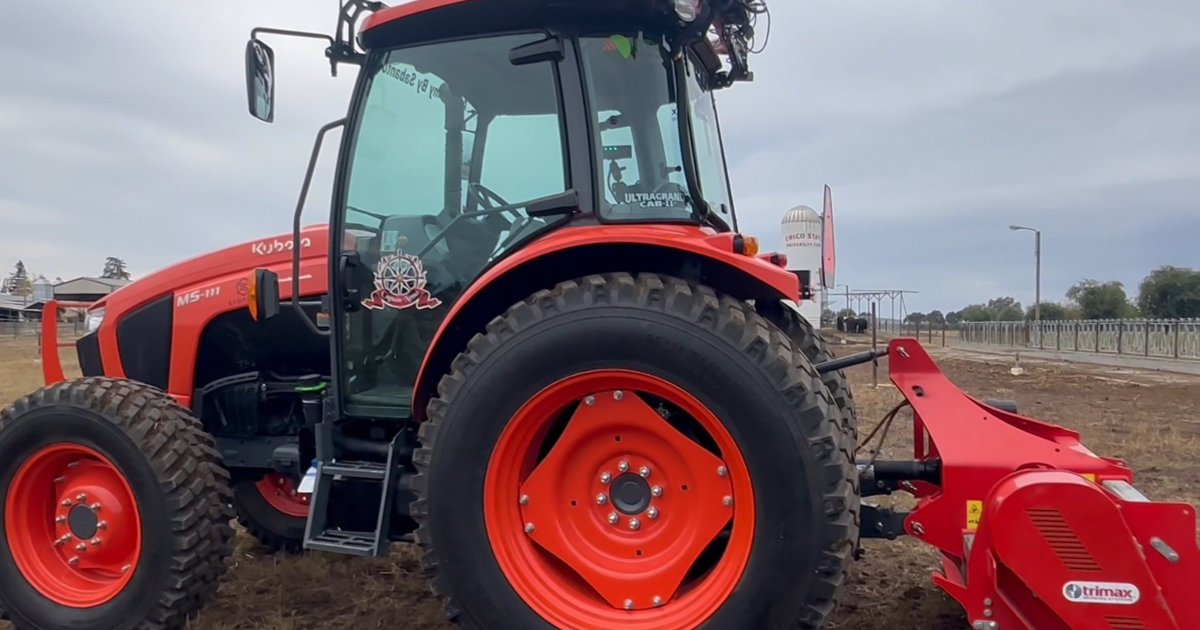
302 428 405 557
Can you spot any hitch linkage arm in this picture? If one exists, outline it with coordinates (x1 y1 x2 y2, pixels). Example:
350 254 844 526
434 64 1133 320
814 349 887 374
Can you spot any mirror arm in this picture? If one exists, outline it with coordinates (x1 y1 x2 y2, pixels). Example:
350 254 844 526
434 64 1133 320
247 27 365 78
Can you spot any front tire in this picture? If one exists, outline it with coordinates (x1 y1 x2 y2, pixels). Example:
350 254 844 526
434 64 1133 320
410 273 858 630
0 378 234 630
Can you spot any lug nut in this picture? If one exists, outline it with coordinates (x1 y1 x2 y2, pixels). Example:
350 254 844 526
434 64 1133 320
90 538 101 546
68 556 79 565
596 494 607 505
613 390 624 401
75 493 86 502
651 485 663 497
600 472 612 484
90 503 101 511
629 518 640 530
608 512 619 524
121 564 131 573
519 495 529 506
524 523 535 534
75 543 86 552
652 596 663 607
638 466 650 478
96 521 107 530
55 535 70 546
623 599 633 610
54 476 65 484
717 465 728 476
723 496 733 507
647 507 659 519
55 516 66 524
618 461 629 472
61 499 71 507
584 396 595 406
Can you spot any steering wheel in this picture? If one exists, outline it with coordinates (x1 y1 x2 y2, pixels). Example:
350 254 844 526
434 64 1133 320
466 182 522 224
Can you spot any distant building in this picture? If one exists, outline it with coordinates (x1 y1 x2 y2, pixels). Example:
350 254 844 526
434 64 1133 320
0 276 130 322
52 277 130 303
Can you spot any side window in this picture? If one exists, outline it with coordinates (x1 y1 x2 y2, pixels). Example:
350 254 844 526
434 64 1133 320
683 59 733 219
596 110 640 206
479 113 566 203
656 104 687 190
346 65 448 225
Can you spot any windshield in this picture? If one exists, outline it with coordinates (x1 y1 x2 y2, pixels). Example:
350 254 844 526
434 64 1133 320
578 35 734 226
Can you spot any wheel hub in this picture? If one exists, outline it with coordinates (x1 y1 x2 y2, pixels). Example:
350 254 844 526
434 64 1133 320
66 504 100 540
608 472 651 515
5 444 142 608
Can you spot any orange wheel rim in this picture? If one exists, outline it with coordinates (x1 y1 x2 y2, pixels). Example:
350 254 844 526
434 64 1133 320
255 473 310 518
4 444 142 607
484 369 755 630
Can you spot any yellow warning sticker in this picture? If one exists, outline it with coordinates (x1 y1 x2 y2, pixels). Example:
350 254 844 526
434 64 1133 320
966 500 983 530
1082 473 1096 483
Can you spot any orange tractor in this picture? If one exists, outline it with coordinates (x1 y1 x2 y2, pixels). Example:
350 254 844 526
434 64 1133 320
1 1 1196 630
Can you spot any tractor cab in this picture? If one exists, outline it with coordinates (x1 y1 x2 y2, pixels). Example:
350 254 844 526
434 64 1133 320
245 0 765 419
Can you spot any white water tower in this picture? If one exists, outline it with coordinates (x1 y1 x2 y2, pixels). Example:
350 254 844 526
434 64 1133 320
781 205 823 327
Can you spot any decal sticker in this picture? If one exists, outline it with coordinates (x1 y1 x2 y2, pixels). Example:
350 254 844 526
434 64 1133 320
176 285 221 308
251 237 312 256
361 251 441 311
1062 581 1139 605
965 500 983 530
623 191 686 208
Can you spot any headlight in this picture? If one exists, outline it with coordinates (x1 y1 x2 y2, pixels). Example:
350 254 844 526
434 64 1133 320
86 308 105 333
674 0 700 21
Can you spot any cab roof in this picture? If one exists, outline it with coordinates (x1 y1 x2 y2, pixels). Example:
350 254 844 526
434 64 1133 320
360 0 675 49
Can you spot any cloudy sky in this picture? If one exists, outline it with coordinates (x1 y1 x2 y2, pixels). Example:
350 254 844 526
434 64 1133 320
1 0 1198 314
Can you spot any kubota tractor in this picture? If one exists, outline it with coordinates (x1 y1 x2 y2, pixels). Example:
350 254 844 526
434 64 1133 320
1 2 1196 630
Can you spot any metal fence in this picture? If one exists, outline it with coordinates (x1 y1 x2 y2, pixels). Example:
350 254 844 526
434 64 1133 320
957 319 1200 362
0 320 87 339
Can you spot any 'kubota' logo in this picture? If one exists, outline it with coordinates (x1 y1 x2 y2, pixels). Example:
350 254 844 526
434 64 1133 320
251 237 312 256
1062 581 1139 605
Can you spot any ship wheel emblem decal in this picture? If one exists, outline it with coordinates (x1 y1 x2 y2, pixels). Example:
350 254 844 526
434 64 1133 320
362 251 442 311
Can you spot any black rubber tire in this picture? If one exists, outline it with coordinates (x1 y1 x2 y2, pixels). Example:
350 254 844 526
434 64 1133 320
0 377 234 630
409 273 859 630
758 301 860 443
231 474 306 554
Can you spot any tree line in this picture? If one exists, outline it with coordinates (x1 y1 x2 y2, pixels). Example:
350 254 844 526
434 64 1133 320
0 258 131 297
828 265 1200 325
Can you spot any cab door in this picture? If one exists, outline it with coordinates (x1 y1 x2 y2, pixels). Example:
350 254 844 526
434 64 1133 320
329 33 573 419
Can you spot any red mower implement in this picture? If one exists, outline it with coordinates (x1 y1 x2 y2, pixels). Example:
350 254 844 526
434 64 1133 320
1 1 1195 629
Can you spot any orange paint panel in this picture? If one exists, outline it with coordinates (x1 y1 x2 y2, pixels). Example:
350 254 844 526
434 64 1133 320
414 224 797 416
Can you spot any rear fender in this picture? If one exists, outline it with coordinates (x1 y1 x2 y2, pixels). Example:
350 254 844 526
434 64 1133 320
412 224 798 420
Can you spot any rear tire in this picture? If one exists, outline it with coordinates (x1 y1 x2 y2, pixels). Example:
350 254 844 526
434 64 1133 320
0 377 234 630
758 300 859 442
410 273 858 630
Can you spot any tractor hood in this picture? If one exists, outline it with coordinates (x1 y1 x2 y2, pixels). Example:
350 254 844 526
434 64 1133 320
93 224 331 317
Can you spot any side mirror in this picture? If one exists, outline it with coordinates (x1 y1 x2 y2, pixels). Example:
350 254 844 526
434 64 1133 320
248 268 280 321
244 38 276 122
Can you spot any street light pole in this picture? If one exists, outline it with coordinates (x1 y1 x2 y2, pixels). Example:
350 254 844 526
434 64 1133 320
1009 224 1041 323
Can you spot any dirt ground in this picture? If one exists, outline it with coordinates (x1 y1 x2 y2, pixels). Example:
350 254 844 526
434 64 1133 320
1 333 1197 630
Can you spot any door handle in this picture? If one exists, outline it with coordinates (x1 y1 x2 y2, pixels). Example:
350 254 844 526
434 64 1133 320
339 251 361 311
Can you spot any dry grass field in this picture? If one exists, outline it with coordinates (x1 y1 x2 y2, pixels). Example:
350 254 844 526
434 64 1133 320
1 333 1197 630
